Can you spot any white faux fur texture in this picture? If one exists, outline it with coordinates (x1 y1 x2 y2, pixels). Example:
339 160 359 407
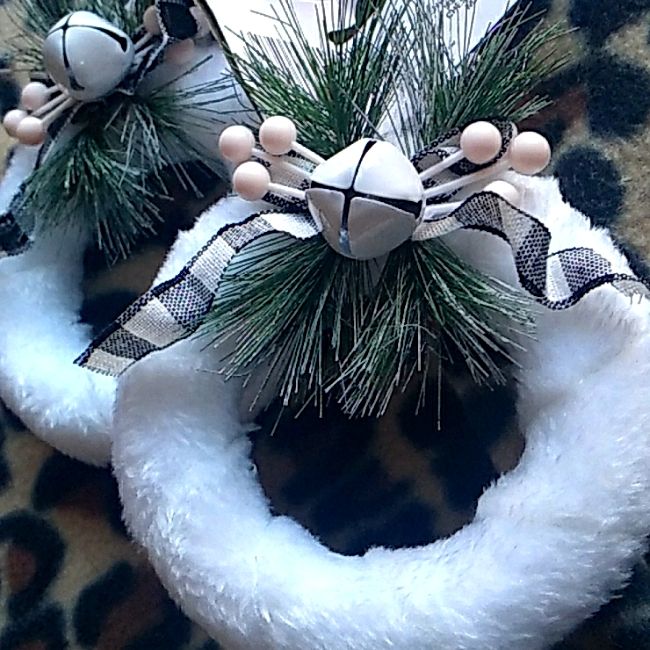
0 44 248 465
112 176 650 649
0 145 116 465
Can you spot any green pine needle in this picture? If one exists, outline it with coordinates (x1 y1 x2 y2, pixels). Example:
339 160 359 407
231 0 409 157
332 241 533 418
201 236 533 419
201 235 372 414
395 2 570 152
18 62 238 260
230 0 568 156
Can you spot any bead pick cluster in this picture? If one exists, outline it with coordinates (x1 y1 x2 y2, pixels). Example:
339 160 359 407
220 117 551 209
219 116 551 260
219 116 324 202
420 121 551 219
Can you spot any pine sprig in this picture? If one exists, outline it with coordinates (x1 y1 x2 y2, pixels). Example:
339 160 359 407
18 64 237 259
201 235 374 414
6 0 243 260
231 0 409 157
201 235 533 419
21 128 159 258
332 241 533 417
395 2 569 152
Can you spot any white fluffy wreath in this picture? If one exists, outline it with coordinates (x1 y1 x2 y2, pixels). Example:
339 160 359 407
0 145 116 464
109 175 650 649
0 43 244 465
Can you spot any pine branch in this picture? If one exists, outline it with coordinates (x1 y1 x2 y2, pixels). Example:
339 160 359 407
18 66 236 260
230 0 410 157
200 236 533 419
332 241 534 417
201 235 373 414
395 1 570 152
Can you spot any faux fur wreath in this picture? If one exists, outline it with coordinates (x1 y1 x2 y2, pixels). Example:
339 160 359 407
0 43 243 465
108 176 650 649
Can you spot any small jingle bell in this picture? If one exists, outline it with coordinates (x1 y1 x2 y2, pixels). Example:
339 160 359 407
43 11 135 101
306 140 424 260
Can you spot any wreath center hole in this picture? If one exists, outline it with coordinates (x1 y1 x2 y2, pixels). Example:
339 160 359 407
251 369 524 557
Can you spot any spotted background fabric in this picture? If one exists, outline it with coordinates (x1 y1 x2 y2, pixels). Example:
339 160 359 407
2 0 650 648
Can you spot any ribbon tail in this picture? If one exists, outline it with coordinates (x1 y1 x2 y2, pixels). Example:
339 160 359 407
414 192 650 308
0 186 31 258
156 0 200 40
0 213 30 258
76 211 321 376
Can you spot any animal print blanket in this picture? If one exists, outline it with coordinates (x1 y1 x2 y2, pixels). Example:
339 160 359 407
1 0 650 647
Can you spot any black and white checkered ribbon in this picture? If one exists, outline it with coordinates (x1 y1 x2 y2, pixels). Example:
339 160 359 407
0 206 29 259
76 211 320 374
76 188 649 376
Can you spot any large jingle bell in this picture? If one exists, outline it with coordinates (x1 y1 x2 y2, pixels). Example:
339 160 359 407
43 11 135 101
306 140 424 260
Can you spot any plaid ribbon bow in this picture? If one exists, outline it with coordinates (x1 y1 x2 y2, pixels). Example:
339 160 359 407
75 123 650 376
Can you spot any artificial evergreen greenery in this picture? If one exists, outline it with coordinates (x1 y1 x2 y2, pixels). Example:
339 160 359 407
18 61 236 259
396 1 568 152
199 0 564 418
231 0 406 157
204 236 533 419
8 0 239 259
231 0 567 157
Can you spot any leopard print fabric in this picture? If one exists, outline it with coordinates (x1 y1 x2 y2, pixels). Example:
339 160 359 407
1 0 650 647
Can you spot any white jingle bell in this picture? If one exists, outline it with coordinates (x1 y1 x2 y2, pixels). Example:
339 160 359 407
306 140 424 260
43 11 135 102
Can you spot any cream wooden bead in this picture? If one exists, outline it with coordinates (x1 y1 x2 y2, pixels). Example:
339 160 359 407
143 6 162 35
165 39 195 66
460 121 503 165
233 162 271 201
2 109 28 137
16 116 46 146
484 180 520 206
509 132 551 175
21 82 50 111
219 126 255 164
259 116 297 156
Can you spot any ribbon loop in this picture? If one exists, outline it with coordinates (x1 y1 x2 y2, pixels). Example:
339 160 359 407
76 211 321 375
418 192 648 308
77 189 649 377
